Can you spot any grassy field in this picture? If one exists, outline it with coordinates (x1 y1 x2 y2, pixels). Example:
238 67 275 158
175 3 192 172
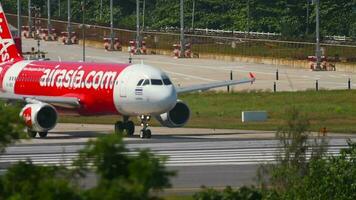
60 90 356 133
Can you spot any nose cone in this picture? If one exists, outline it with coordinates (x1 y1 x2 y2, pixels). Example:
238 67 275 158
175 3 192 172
150 85 177 114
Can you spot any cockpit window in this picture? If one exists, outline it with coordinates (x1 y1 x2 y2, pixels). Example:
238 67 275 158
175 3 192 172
137 79 144 86
142 79 150 86
151 79 163 85
163 78 172 85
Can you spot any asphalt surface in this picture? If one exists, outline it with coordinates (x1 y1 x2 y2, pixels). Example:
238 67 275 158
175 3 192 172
22 38 356 92
1 125 354 193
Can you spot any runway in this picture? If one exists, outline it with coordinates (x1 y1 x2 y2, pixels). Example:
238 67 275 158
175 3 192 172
0 127 354 191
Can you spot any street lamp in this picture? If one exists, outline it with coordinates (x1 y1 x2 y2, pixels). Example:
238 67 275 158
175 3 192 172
313 0 321 70
81 0 86 62
191 0 195 31
110 0 114 50
58 0 61 17
17 0 21 37
67 0 72 45
100 0 103 20
306 0 310 35
180 0 185 57
47 0 52 38
28 0 33 37
142 0 146 31
136 0 141 52
246 0 250 38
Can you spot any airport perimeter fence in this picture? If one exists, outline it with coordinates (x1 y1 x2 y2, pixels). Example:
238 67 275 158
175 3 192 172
8 15 356 64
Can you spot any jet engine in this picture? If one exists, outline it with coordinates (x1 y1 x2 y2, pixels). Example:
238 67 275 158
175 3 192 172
20 103 58 132
155 100 190 128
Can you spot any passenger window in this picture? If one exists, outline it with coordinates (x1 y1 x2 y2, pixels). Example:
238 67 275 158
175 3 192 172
137 79 144 86
142 79 150 86
163 78 172 85
151 79 163 85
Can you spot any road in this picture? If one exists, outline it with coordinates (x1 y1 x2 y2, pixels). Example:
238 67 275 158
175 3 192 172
1 124 354 193
22 38 356 92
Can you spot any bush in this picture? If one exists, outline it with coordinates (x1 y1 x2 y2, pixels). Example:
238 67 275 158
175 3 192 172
193 186 262 200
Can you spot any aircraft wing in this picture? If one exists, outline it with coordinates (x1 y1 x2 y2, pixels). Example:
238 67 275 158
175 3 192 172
0 92 80 108
176 73 255 94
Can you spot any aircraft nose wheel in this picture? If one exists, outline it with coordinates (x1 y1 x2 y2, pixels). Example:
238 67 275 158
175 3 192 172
140 129 151 139
139 115 151 139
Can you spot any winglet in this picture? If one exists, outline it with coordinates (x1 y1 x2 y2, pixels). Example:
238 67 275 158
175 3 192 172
249 72 256 84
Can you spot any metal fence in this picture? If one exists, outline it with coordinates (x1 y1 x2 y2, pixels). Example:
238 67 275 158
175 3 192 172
8 14 356 63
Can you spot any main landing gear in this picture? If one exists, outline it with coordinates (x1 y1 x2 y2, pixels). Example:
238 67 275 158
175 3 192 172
115 116 135 136
27 129 48 138
114 115 152 139
139 115 151 139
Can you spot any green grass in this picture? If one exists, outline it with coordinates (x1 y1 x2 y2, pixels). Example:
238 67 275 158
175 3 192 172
162 195 194 200
60 90 356 133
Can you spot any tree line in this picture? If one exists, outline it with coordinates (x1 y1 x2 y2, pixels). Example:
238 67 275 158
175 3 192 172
2 0 355 39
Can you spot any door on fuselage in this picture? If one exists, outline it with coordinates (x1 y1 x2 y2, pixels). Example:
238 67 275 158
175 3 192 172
120 70 131 98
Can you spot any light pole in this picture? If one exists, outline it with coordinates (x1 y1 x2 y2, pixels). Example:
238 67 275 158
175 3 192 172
110 0 114 50
47 0 52 38
82 0 86 62
100 0 103 20
58 0 61 17
28 0 32 37
142 0 146 31
180 0 185 57
136 0 140 51
306 0 310 35
191 0 195 31
246 0 250 38
17 0 21 37
314 0 321 70
67 0 72 45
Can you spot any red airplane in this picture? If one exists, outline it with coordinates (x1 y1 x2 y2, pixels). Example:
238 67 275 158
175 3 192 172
0 5 255 139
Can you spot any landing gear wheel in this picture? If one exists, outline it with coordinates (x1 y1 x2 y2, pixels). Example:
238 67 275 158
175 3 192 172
139 129 152 138
114 121 124 134
145 129 152 138
139 115 152 139
140 130 145 138
39 132 48 138
27 130 37 138
126 121 135 136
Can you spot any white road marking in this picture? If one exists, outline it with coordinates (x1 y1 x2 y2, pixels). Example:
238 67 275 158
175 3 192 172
0 146 344 167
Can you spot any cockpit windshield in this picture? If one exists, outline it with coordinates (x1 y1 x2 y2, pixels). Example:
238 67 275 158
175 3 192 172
137 79 144 86
137 77 171 86
163 78 172 85
142 79 150 86
151 79 163 85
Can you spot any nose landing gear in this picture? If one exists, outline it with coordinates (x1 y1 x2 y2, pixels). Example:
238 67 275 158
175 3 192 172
139 115 152 139
115 116 135 136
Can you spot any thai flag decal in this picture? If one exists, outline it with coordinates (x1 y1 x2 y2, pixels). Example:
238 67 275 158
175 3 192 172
135 87 143 95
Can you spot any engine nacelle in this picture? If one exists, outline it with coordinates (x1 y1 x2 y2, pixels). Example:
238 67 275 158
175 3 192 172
155 100 190 128
20 103 58 132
